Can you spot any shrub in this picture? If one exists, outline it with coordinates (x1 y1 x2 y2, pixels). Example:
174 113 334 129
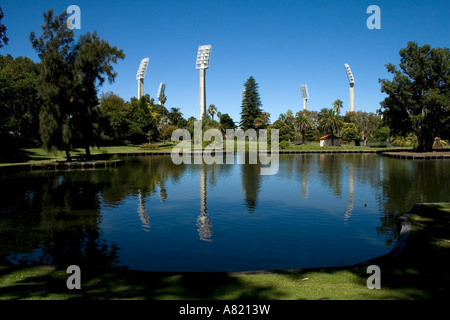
139 143 159 149
279 140 290 149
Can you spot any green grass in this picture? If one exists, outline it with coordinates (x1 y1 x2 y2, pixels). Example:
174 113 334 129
1 203 449 300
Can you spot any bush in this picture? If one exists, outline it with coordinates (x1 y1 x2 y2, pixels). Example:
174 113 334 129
139 143 159 150
279 140 290 149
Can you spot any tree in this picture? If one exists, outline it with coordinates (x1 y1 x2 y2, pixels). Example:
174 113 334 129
30 9 124 159
319 108 344 146
240 76 263 130
346 111 381 146
340 122 359 143
332 99 343 115
0 55 41 150
0 7 8 48
219 113 236 131
268 119 295 142
379 41 450 151
294 111 312 143
253 111 270 129
207 104 217 120
169 107 183 125
158 93 167 106
98 92 131 144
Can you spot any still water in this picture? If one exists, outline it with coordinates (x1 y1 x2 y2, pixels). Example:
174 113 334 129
0 154 449 272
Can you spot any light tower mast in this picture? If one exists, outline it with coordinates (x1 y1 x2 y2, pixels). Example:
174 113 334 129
300 84 309 111
136 58 149 99
344 63 355 112
196 45 212 120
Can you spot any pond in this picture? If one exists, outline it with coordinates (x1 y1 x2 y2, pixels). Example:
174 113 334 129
0 154 449 272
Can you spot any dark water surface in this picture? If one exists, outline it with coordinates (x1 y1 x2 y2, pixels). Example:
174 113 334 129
1 154 448 272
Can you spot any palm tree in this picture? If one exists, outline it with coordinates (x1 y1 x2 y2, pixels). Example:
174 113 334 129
319 108 344 146
159 93 167 106
169 107 182 125
332 99 343 115
294 111 312 143
208 104 217 120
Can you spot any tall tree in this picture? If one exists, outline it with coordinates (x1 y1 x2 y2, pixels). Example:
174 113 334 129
30 9 124 159
0 7 8 48
294 111 312 143
379 41 450 151
98 92 131 144
240 76 263 130
158 93 167 106
207 104 217 120
319 108 344 146
332 99 343 115
169 107 183 125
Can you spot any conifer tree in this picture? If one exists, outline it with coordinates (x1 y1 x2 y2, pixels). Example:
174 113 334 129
240 76 263 130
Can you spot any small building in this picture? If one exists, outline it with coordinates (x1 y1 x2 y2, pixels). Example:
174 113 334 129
320 134 341 147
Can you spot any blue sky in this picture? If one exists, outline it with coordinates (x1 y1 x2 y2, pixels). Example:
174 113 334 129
1 0 449 123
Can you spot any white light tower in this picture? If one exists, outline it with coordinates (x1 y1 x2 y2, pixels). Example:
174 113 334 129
300 84 309 111
136 58 149 99
196 45 212 120
344 63 355 112
157 82 166 105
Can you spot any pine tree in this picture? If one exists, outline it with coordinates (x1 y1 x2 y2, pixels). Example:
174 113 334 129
240 76 262 130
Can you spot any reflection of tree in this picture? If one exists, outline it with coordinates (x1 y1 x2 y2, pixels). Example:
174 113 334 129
318 154 343 197
241 154 261 212
0 173 119 268
138 190 150 230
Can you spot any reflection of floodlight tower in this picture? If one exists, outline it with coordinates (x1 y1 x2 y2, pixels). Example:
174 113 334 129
157 82 166 105
136 58 149 99
344 63 355 112
300 85 309 111
196 45 212 120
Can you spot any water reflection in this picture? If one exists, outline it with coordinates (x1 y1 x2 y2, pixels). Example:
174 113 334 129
0 154 449 271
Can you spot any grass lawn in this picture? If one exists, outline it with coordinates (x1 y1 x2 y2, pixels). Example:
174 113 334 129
1 203 449 300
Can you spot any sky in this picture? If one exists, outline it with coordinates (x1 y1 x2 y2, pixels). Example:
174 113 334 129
1 0 449 123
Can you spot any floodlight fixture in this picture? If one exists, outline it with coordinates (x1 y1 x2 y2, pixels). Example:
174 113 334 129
136 58 149 80
344 63 355 112
157 82 166 99
196 45 212 70
136 58 149 99
300 84 309 110
197 45 212 119
344 63 355 85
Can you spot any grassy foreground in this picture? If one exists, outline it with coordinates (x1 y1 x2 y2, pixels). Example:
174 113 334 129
0 203 449 300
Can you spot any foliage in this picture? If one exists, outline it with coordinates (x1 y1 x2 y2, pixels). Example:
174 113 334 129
98 92 131 144
340 122 359 142
253 111 270 129
294 111 312 143
268 119 295 142
161 125 179 141
375 126 391 144
207 104 217 120
332 99 343 115
240 76 263 130
29 9 124 159
319 108 344 146
0 7 8 48
139 142 159 150
0 54 40 149
279 140 290 149
219 113 236 131
379 41 450 152
345 111 382 146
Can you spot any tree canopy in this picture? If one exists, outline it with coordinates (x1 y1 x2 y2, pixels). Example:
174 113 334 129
379 41 450 151
240 76 263 130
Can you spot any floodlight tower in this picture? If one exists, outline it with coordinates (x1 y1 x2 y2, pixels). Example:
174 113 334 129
157 82 166 105
344 63 355 112
300 85 309 111
136 58 149 99
196 45 212 120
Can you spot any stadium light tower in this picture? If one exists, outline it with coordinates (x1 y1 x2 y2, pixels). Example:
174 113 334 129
136 58 149 99
344 63 355 112
157 82 166 105
196 45 212 120
300 84 309 111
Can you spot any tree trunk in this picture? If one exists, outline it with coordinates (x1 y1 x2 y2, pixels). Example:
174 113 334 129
302 130 305 143
65 149 72 162
85 146 91 159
